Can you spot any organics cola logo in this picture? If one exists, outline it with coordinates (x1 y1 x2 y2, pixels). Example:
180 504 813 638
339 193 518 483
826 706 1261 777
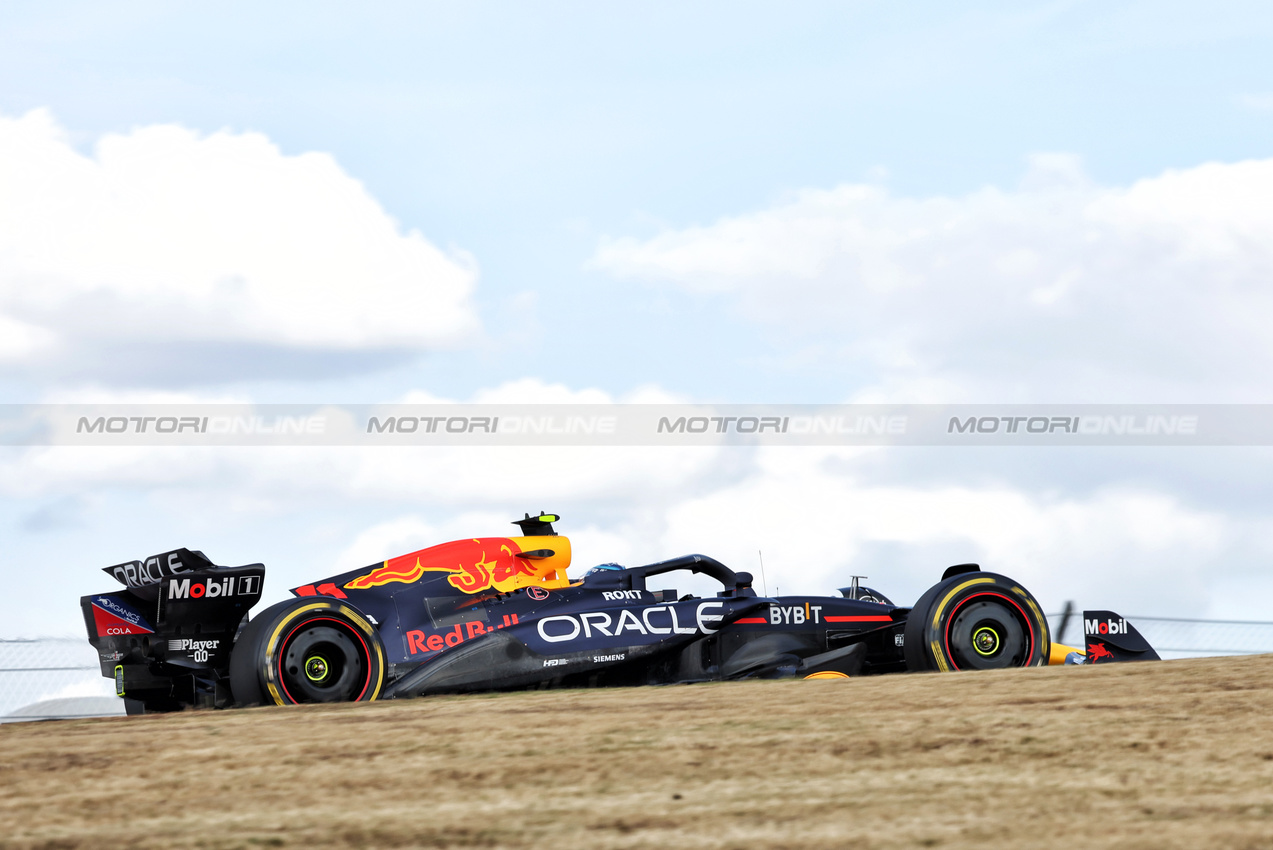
91 597 154 636
345 538 540 594
100 623 148 636
168 575 261 600
94 596 142 625
1084 618 1127 636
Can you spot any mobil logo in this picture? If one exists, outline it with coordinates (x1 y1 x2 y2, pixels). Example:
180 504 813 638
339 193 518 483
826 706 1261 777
1084 617 1127 636
168 574 261 600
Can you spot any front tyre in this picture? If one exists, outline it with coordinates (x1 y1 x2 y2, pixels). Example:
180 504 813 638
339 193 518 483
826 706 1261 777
229 598 386 706
904 572 1049 672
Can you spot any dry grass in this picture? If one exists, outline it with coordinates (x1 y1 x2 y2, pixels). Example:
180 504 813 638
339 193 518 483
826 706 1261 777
4 656 1273 849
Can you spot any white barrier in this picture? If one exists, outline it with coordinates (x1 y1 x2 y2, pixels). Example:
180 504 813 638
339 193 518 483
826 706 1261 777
0 638 116 719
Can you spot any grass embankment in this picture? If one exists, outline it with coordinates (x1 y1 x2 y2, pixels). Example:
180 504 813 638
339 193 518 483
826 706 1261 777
3 655 1273 849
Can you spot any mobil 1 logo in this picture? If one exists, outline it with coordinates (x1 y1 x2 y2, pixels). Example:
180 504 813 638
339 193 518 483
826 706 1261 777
168 574 262 600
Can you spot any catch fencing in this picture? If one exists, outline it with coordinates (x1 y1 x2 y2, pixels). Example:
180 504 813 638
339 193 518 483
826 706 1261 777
0 638 114 718
1047 612 1273 661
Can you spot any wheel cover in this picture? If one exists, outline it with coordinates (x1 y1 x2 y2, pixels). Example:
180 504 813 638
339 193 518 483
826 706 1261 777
944 593 1033 670
277 619 370 703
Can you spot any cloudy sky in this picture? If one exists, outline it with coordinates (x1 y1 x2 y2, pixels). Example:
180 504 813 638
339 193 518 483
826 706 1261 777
3 1 1273 638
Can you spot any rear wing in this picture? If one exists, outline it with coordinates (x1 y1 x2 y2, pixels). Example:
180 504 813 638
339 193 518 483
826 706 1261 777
83 549 264 710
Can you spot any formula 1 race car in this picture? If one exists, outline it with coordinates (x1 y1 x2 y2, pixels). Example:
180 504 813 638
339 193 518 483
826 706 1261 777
81 513 1159 713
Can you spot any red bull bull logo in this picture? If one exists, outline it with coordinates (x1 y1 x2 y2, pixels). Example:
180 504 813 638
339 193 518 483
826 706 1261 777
345 556 434 590
345 537 567 594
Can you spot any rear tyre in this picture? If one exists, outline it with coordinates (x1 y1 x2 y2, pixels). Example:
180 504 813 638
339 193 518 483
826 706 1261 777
904 572 1049 672
229 598 386 706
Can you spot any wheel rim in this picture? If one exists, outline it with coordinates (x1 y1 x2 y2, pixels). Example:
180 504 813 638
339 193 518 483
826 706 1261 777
945 595 1031 670
277 620 369 703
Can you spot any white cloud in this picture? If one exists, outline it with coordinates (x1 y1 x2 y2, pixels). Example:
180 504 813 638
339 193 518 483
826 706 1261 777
0 314 56 363
37 388 251 404
298 441 1271 620
0 380 724 505
655 445 1250 617
594 155 1273 402
1235 93 1273 112
402 378 685 405
0 109 480 380
7 380 1273 638
471 379 613 405
331 516 441 570
13 438 1265 627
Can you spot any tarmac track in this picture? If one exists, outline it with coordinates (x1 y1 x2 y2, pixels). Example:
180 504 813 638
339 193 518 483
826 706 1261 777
2 655 1273 850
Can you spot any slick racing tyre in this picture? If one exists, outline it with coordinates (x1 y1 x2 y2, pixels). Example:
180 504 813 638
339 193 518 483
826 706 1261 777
904 572 1049 672
229 598 386 706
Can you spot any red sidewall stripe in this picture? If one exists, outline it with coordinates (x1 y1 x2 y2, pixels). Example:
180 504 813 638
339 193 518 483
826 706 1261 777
276 615 374 704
